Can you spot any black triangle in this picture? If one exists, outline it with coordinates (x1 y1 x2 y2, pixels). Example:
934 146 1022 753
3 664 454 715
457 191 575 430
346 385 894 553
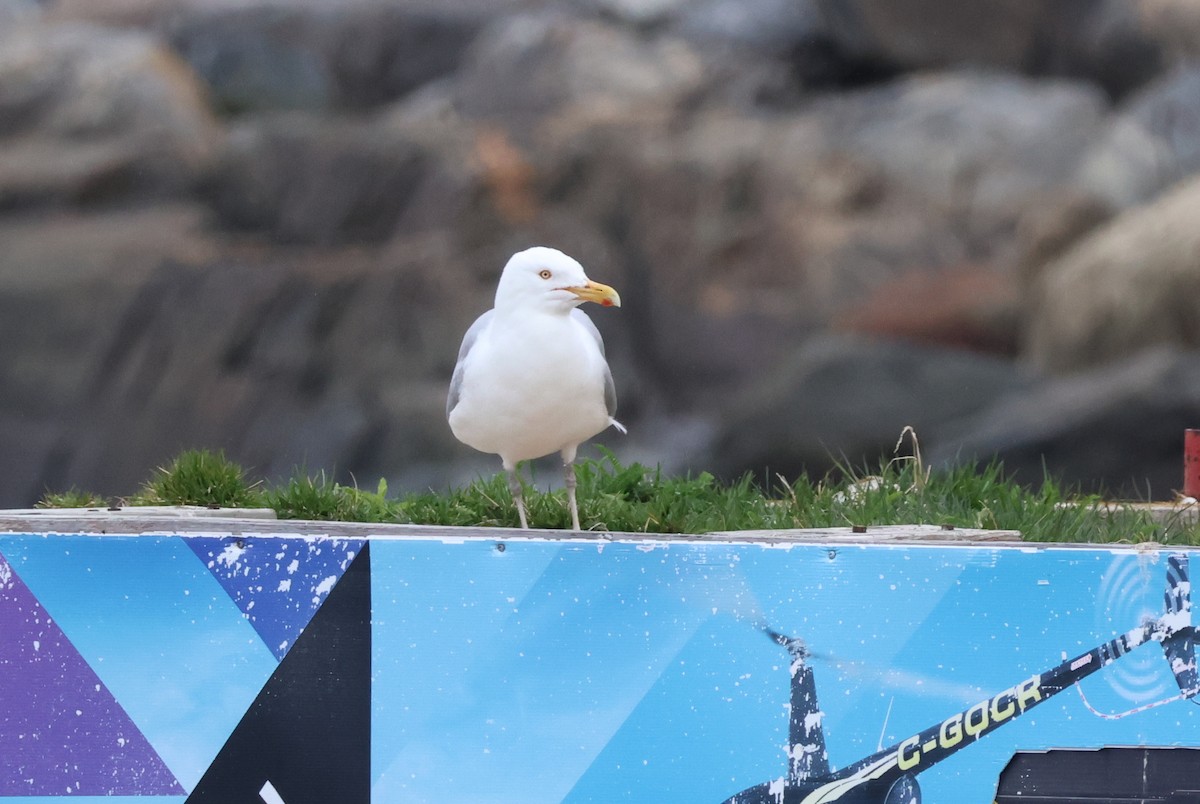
187 542 371 804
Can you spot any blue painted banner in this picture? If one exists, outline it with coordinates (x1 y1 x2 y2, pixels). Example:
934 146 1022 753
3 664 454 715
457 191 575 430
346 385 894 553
0 531 1196 803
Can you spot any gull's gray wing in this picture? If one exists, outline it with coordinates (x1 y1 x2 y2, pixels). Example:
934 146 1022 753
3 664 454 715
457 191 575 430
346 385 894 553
447 309 494 419
571 308 618 419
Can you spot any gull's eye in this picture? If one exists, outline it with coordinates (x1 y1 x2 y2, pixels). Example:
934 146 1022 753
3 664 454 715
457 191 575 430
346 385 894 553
538 269 552 280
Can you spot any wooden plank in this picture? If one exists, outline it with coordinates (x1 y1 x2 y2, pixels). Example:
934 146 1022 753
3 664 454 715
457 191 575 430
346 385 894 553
705 524 1022 543
4 505 279 519
0 513 1021 543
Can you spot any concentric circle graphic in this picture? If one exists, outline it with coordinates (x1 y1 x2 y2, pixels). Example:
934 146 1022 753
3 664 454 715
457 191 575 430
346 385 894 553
1093 555 1170 704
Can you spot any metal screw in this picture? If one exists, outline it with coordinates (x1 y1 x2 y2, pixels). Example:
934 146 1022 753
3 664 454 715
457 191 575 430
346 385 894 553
851 525 867 534
496 542 506 553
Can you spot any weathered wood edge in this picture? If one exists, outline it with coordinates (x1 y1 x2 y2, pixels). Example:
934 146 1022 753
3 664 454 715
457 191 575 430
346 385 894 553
0 511 1118 550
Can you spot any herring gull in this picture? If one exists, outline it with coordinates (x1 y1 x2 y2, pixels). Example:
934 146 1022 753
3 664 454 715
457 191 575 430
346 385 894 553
447 247 625 530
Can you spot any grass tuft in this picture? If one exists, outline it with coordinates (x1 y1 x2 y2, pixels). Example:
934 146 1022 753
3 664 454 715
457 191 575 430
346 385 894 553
265 473 403 523
36 488 108 509
133 449 261 508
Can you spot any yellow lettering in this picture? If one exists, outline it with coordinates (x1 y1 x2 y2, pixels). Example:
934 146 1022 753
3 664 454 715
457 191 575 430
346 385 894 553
897 736 921 771
963 701 989 737
938 713 963 749
990 690 1015 722
1015 676 1042 712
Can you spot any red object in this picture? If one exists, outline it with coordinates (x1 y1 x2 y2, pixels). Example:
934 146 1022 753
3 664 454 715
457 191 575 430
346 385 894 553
1186 430 1200 499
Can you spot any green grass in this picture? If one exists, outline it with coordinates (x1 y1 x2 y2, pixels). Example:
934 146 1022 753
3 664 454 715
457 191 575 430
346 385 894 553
32 448 1200 544
36 488 108 509
263 474 403 523
132 449 261 508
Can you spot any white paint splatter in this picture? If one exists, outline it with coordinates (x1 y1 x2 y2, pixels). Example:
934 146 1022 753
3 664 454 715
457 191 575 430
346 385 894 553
216 543 246 569
804 710 824 734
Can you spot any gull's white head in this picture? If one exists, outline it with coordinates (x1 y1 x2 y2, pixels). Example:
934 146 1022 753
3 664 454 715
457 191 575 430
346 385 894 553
494 246 621 314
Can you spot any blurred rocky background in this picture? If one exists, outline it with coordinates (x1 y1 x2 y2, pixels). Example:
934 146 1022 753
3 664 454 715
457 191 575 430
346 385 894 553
2 0 1199 506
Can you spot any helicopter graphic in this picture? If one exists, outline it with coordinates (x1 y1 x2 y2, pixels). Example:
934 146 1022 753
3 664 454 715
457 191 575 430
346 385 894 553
724 554 1198 804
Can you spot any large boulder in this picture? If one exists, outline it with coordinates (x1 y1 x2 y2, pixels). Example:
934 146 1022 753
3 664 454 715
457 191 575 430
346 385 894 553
452 13 706 130
1138 0 1200 63
200 112 430 245
817 72 1107 219
164 4 489 113
1075 65 1200 209
0 21 218 208
0 209 491 505
672 0 824 57
931 348 1200 497
0 205 219 505
0 0 39 24
818 0 1165 100
705 334 1024 481
48 0 511 113
1025 174 1200 373
832 264 1020 355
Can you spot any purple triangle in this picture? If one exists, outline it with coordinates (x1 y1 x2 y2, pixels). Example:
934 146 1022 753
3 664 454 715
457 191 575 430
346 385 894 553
185 536 365 661
0 550 184 796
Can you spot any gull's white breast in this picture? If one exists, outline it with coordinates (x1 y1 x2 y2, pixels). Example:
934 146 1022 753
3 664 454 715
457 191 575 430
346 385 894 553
448 309 611 463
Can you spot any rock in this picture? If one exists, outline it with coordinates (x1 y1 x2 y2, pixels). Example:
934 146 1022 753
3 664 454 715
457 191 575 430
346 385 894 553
0 21 219 207
821 72 1107 219
818 0 1165 100
0 207 487 506
1139 0 1200 63
673 0 825 57
669 0 862 102
818 0 1045 71
706 334 1023 482
1075 65 1200 209
574 0 688 27
931 348 1200 497
832 264 1020 355
1014 189 1114 284
1013 189 1114 336
452 14 705 129
0 0 41 25
164 4 489 113
631 72 1103 322
1066 0 1170 101
1025 174 1200 373
200 112 429 245
0 205 219 505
